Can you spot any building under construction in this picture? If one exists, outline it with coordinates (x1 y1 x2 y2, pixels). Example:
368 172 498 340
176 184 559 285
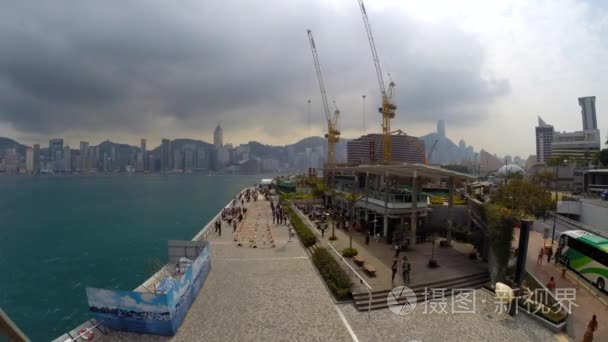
347 133 426 165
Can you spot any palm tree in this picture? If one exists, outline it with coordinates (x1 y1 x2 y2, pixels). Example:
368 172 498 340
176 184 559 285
344 192 363 249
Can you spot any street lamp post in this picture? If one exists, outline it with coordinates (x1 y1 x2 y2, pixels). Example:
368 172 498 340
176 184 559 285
551 159 568 244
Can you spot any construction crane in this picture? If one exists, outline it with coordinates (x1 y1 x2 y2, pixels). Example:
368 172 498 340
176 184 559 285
427 139 439 164
307 29 340 169
357 0 396 163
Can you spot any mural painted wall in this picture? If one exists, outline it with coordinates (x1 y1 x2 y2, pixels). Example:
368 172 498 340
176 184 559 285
86 241 211 336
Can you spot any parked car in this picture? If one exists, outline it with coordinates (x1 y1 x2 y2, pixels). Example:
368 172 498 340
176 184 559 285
601 190 608 201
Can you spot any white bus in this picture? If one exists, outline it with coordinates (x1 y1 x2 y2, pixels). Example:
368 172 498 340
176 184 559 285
558 230 608 292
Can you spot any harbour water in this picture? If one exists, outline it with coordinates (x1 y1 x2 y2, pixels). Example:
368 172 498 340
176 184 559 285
0 174 263 341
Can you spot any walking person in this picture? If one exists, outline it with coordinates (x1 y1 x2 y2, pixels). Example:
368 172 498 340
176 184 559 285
583 314 598 342
233 220 237 233
288 225 293 242
218 221 222 237
537 247 544 265
391 257 398 283
402 256 411 283
394 243 401 258
546 247 553 264
555 247 562 264
546 276 556 294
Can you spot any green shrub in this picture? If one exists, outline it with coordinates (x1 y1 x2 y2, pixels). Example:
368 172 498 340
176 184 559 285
286 206 317 247
312 247 352 300
342 248 358 258
521 301 567 324
452 226 471 242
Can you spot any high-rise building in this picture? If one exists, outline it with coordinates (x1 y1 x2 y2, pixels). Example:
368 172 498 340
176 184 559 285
214 124 223 149
347 133 426 164
33 144 40 173
63 146 71 171
173 150 183 171
80 141 89 171
49 139 63 163
479 149 503 173
551 129 601 161
140 138 147 171
136 151 144 172
535 116 554 164
437 120 446 138
25 147 34 173
196 148 207 170
184 149 194 171
578 96 597 130
89 146 98 171
161 139 171 172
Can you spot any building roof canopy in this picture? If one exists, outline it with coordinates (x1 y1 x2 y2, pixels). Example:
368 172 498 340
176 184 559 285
333 163 476 180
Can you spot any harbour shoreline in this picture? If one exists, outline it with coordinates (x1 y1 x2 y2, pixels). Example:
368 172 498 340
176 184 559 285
53 186 251 342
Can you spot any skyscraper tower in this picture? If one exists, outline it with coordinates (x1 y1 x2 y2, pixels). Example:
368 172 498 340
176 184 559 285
437 120 446 138
33 144 40 173
80 141 89 171
63 146 71 171
578 96 597 130
49 139 63 162
535 116 554 164
140 138 147 170
161 139 171 172
214 124 223 149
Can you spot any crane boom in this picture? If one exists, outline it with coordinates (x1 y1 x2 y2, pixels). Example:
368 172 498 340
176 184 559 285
307 30 331 124
307 29 340 169
357 0 386 96
356 0 396 163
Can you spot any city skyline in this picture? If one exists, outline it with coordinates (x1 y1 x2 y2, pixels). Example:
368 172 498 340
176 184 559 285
0 0 605 157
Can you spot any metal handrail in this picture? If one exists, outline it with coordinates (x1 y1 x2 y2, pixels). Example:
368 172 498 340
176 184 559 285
66 320 104 342
192 187 250 242
0 306 29 342
552 212 607 238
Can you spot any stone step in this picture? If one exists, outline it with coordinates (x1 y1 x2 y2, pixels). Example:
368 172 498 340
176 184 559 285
352 271 490 301
353 274 489 311
354 276 490 307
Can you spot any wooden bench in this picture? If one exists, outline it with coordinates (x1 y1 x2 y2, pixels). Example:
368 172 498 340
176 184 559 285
353 256 365 267
363 264 376 277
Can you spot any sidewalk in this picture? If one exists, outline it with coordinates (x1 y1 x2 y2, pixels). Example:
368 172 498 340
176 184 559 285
516 228 608 341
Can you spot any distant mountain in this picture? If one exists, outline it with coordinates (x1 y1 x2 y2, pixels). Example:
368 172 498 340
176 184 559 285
0 135 349 163
0 137 28 158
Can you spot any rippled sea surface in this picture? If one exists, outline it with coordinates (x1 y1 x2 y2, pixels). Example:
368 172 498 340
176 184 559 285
0 174 263 341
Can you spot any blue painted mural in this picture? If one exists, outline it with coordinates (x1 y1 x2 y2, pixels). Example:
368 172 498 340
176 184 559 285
86 242 211 336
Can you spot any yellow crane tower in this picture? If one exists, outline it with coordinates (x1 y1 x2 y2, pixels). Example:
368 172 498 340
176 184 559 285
307 29 340 169
357 0 396 163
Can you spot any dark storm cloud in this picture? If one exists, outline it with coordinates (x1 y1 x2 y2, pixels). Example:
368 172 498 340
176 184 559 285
0 0 509 137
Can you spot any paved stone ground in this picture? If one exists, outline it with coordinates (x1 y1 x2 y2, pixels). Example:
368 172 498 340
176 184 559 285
86 195 580 342
101 192 353 342
339 290 568 342
295 208 487 292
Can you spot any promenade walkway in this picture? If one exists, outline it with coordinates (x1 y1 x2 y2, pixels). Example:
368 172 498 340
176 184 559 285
103 192 353 341
516 227 608 342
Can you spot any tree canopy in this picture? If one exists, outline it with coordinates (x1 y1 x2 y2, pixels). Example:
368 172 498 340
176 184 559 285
492 178 553 220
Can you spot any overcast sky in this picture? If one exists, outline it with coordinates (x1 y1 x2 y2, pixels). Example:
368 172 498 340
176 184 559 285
0 0 606 157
